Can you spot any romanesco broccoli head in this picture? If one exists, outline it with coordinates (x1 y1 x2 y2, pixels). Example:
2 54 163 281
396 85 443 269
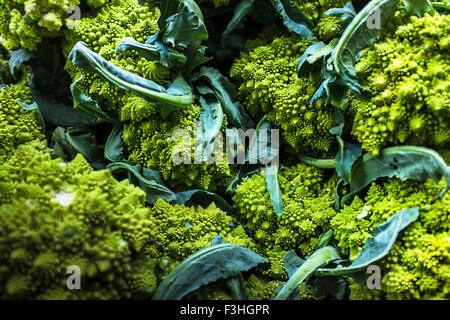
0 140 159 299
233 163 337 279
351 13 450 155
0 82 43 159
64 0 167 118
331 178 450 299
230 34 335 153
292 0 347 40
0 0 110 51
122 104 233 192
243 274 284 300
149 199 256 276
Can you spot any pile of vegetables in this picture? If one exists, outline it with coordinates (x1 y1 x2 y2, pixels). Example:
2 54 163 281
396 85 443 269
0 0 449 300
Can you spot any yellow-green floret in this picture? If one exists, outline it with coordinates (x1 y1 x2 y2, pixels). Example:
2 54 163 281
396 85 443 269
351 13 450 155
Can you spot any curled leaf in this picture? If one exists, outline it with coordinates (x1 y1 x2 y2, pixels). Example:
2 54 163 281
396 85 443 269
153 243 267 300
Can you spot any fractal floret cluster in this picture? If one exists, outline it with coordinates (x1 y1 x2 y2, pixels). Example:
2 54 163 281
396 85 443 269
0 0 449 301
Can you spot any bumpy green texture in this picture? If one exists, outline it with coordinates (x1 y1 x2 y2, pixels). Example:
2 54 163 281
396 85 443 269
0 139 251 299
230 34 335 153
0 140 159 299
243 275 284 300
351 13 450 155
0 82 43 158
233 163 337 279
0 0 110 51
292 0 347 41
149 199 255 275
122 105 233 191
64 0 167 118
332 178 450 299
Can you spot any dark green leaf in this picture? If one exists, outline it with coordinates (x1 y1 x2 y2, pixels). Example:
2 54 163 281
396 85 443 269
226 277 247 300
153 243 267 300
175 189 234 213
158 0 181 30
316 208 419 276
9 48 33 79
247 118 279 165
104 123 125 162
326 2 357 20
297 41 336 77
271 0 313 38
297 154 337 169
327 0 398 92
24 85 99 127
196 88 224 162
312 277 348 300
342 146 450 205
68 42 194 108
317 230 334 249
404 0 436 16
283 250 306 279
191 67 254 129
331 109 363 184
222 0 256 47
70 77 116 124
108 162 177 203
163 0 208 49
265 162 283 216
116 37 187 68
431 2 450 11
226 165 259 194
274 246 341 300
50 127 105 169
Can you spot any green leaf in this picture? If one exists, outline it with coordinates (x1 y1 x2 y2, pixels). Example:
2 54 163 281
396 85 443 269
191 67 254 129
431 2 450 11
68 42 194 108
247 118 279 165
226 165 259 194
9 48 33 79
222 0 256 47
265 162 283 216
104 123 125 163
158 0 181 31
271 0 313 38
108 162 177 204
404 0 436 16
163 0 208 49
316 208 420 276
153 243 267 300
115 37 187 68
70 77 116 124
342 146 450 205
331 109 363 184
226 277 247 300
196 87 224 162
24 85 99 127
326 2 357 20
283 250 306 279
50 127 105 169
317 230 334 250
297 154 337 169
297 41 337 77
175 189 234 213
328 0 399 92
274 246 341 300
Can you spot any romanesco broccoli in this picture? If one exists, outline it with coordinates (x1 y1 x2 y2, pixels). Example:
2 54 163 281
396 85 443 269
350 12 450 155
